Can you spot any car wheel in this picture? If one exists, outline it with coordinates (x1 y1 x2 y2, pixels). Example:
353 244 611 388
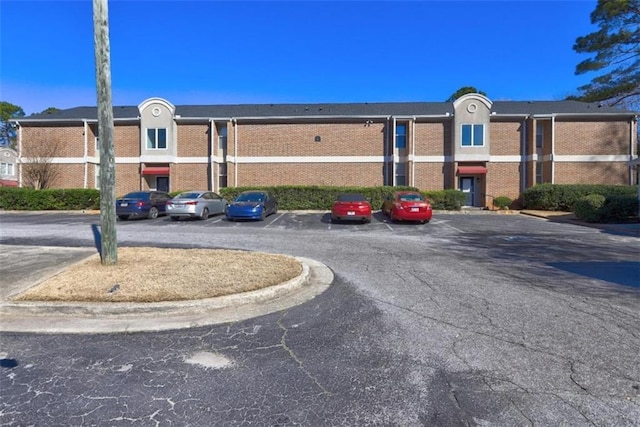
118 215 129 221
170 216 180 221
260 209 266 221
199 207 209 220
147 207 159 219
423 219 430 224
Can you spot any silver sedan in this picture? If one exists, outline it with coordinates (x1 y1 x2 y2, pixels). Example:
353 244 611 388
166 191 228 221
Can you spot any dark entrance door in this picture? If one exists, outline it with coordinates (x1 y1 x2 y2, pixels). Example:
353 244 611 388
156 176 169 193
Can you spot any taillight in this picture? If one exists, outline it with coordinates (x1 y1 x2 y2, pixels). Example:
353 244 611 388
166 201 172 206
136 201 144 207
394 202 404 210
185 201 197 205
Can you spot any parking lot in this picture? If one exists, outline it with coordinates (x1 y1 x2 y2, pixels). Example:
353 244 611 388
1 211 639 426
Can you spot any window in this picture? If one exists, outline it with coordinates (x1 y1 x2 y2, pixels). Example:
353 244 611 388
218 126 227 150
395 162 406 186
536 122 544 149
461 124 484 147
395 123 407 148
218 163 227 188
536 161 543 184
95 137 100 152
146 128 167 150
0 162 14 176
95 165 100 189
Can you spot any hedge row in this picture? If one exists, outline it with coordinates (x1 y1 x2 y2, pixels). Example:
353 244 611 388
522 184 638 211
574 194 639 223
0 186 466 211
0 188 101 210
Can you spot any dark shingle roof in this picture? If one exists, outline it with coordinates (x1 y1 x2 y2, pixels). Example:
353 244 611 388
19 100 637 122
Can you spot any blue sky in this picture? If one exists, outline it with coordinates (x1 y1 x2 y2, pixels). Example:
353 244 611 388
1 0 599 116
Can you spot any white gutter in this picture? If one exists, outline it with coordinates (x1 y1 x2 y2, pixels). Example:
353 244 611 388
520 118 526 192
551 116 556 183
82 120 88 189
209 119 215 192
392 117 397 186
631 117 638 185
233 118 238 187
16 121 22 187
411 118 416 187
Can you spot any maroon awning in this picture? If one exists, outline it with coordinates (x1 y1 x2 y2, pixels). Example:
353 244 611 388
142 166 170 175
457 166 487 175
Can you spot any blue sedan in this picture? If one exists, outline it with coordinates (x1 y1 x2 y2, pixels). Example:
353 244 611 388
225 191 278 221
115 191 171 220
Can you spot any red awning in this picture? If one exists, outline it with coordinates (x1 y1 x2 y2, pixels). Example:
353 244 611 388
0 180 18 187
142 166 170 175
457 166 487 175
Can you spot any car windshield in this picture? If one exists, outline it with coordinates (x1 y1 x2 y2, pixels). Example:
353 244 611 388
235 193 264 202
122 192 149 200
398 193 424 202
337 194 366 202
176 192 201 199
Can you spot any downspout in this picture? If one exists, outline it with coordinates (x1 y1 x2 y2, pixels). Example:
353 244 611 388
16 122 22 187
83 120 88 189
520 117 526 192
209 119 215 192
411 118 416 187
631 116 638 185
233 118 238 187
392 117 396 186
551 115 556 184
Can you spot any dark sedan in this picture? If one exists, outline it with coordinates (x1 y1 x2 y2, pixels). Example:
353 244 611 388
115 191 171 220
225 191 278 221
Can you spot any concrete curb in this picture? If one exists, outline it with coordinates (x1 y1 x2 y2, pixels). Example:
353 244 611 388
0 257 333 334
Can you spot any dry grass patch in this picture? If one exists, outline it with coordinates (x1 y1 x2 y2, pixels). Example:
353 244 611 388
14 248 302 303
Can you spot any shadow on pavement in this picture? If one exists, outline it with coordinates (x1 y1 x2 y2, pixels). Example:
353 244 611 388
547 261 640 289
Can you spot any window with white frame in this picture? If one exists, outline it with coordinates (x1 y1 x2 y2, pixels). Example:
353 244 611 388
146 128 167 150
395 123 407 148
461 124 484 147
0 162 14 176
218 126 228 150
95 165 100 189
536 122 544 149
536 161 543 184
395 162 406 186
218 163 227 188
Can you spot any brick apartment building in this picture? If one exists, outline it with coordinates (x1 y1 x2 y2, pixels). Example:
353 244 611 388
12 94 639 208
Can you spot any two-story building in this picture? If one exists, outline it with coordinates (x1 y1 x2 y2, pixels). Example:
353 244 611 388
12 94 638 208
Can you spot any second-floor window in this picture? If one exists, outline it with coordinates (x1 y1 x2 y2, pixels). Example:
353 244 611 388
0 162 14 176
146 128 167 150
395 123 407 148
461 124 484 147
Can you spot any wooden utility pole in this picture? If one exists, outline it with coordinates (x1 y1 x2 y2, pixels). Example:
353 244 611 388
93 0 117 265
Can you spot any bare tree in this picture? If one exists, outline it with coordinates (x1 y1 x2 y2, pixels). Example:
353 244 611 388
21 139 62 189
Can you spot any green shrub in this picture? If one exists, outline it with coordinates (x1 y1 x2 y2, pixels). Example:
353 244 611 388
573 194 606 222
493 196 512 210
0 188 100 210
523 184 637 211
600 195 638 222
422 189 465 210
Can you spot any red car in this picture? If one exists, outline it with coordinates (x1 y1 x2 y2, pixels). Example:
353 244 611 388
331 193 372 223
382 191 433 223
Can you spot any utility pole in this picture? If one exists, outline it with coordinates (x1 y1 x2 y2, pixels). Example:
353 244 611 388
93 0 117 265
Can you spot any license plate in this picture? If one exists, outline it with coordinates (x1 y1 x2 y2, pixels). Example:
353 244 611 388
120 203 128 207
411 207 419 212
347 211 355 216
174 204 184 208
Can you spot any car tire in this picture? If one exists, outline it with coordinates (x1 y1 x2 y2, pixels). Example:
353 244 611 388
118 215 129 221
148 207 159 219
199 208 209 220
260 209 266 221
170 216 180 221
423 219 430 224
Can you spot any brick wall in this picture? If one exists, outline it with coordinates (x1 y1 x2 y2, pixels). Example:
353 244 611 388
235 163 383 187
177 124 210 157
554 162 630 184
236 123 385 157
21 126 84 158
555 120 630 156
490 121 522 156
486 162 521 202
413 163 447 190
171 163 210 191
414 122 449 155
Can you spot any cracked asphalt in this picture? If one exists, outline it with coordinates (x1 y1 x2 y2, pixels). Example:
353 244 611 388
0 211 639 426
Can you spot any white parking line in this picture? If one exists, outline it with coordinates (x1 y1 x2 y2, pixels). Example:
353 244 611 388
433 219 465 233
264 212 285 228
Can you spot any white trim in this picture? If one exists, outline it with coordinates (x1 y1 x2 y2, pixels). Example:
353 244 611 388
410 155 449 162
553 155 632 162
232 156 386 164
489 156 523 162
454 154 491 162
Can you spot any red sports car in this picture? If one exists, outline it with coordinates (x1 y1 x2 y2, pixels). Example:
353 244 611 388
331 193 372 223
382 191 433 223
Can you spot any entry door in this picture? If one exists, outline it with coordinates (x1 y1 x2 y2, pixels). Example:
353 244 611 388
460 177 474 206
156 176 169 193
